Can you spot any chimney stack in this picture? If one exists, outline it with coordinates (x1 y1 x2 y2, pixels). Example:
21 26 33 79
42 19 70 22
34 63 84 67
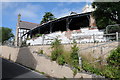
18 13 21 22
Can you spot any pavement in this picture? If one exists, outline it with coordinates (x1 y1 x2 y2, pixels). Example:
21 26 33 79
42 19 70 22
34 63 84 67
1 58 54 80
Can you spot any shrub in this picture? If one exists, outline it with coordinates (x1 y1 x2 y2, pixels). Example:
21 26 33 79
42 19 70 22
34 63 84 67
70 40 79 69
72 69 77 77
103 65 120 79
63 51 71 65
51 49 63 61
81 46 120 79
82 60 101 75
57 54 65 65
35 34 42 37
51 37 62 50
38 49 44 54
105 46 120 79
107 46 120 67
51 38 63 61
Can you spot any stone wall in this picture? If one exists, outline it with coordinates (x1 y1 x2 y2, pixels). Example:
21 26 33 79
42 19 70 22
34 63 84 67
1 41 119 78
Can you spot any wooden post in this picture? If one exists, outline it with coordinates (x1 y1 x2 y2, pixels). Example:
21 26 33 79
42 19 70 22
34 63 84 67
42 34 45 45
116 32 118 41
93 34 95 43
50 23 52 33
79 57 82 67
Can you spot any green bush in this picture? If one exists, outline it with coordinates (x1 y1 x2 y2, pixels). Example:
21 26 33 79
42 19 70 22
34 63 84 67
72 69 77 77
82 60 101 75
70 40 79 69
51 38 61 49
51 49 63 61
57 54 65 65
103 65 120 79
82 46 120 79
107 46 120 67
38 49 44 54
51 38 63 61
63 51 71 65
35 34 42 37
105 46 120 79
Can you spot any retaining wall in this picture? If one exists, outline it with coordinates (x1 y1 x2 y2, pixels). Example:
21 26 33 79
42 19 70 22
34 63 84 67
1 42 119 78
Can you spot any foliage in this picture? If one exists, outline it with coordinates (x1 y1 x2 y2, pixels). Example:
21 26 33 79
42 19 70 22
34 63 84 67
82 46 120 79
35 34 42 37
40 12 56 24
72 69 77 77
38 49 44 54
82 60 102 75
51 38 63 62
51 49 63 61
92 2 120 29
60 77 67 80
107 46 120 67
57 54 65 65
107 26 120 34
63 51 71 65
103 65 120 79
26 37 31 40
0 27 14 44
51 38 61 49
70 40 79 69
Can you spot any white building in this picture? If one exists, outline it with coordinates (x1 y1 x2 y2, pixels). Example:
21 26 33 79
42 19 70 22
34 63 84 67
15 14 40 46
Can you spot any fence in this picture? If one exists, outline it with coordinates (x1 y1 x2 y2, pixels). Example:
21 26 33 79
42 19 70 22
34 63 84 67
33 32 120 45
72 32 119 43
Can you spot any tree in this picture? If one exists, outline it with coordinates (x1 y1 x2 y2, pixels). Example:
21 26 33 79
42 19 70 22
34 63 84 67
40 12 56 24
0 27 14 44
92 2 120 29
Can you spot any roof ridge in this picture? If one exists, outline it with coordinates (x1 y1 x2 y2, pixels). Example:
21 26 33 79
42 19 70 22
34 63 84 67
20 20 40 25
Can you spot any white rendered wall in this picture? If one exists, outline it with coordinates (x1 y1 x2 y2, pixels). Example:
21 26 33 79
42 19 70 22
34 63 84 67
26 28 106 45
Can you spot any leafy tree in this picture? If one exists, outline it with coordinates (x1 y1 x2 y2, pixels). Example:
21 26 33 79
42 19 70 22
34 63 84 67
0 27 14 44
40 12 56 24
92 2 120 29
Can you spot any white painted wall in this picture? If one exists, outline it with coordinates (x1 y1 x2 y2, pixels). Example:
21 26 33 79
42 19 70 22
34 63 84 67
18 29 29 41
26 28 106 45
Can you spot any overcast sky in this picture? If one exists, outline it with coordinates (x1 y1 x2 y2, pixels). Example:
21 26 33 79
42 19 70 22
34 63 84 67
1 2 92 34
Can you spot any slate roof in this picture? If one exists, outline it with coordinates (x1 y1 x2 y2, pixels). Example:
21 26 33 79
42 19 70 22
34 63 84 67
19 21 40 30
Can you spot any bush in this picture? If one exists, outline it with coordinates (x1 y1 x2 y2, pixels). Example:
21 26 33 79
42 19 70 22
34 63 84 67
63 51 71 65
82 46 120 79
103 65 120 79
72 69 77 77
107 46 120 67
82 60 102 75
51 49 63 61
38 49 44 54
105 46 120 79
35 34 42 37
57 54 65 65
51 38 63 61
70 40 79 69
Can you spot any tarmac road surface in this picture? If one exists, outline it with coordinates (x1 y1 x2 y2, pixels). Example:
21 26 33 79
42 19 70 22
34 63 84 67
1 58 54 80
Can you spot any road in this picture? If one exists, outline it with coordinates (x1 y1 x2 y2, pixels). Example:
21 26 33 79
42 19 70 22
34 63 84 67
1 58 54 80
